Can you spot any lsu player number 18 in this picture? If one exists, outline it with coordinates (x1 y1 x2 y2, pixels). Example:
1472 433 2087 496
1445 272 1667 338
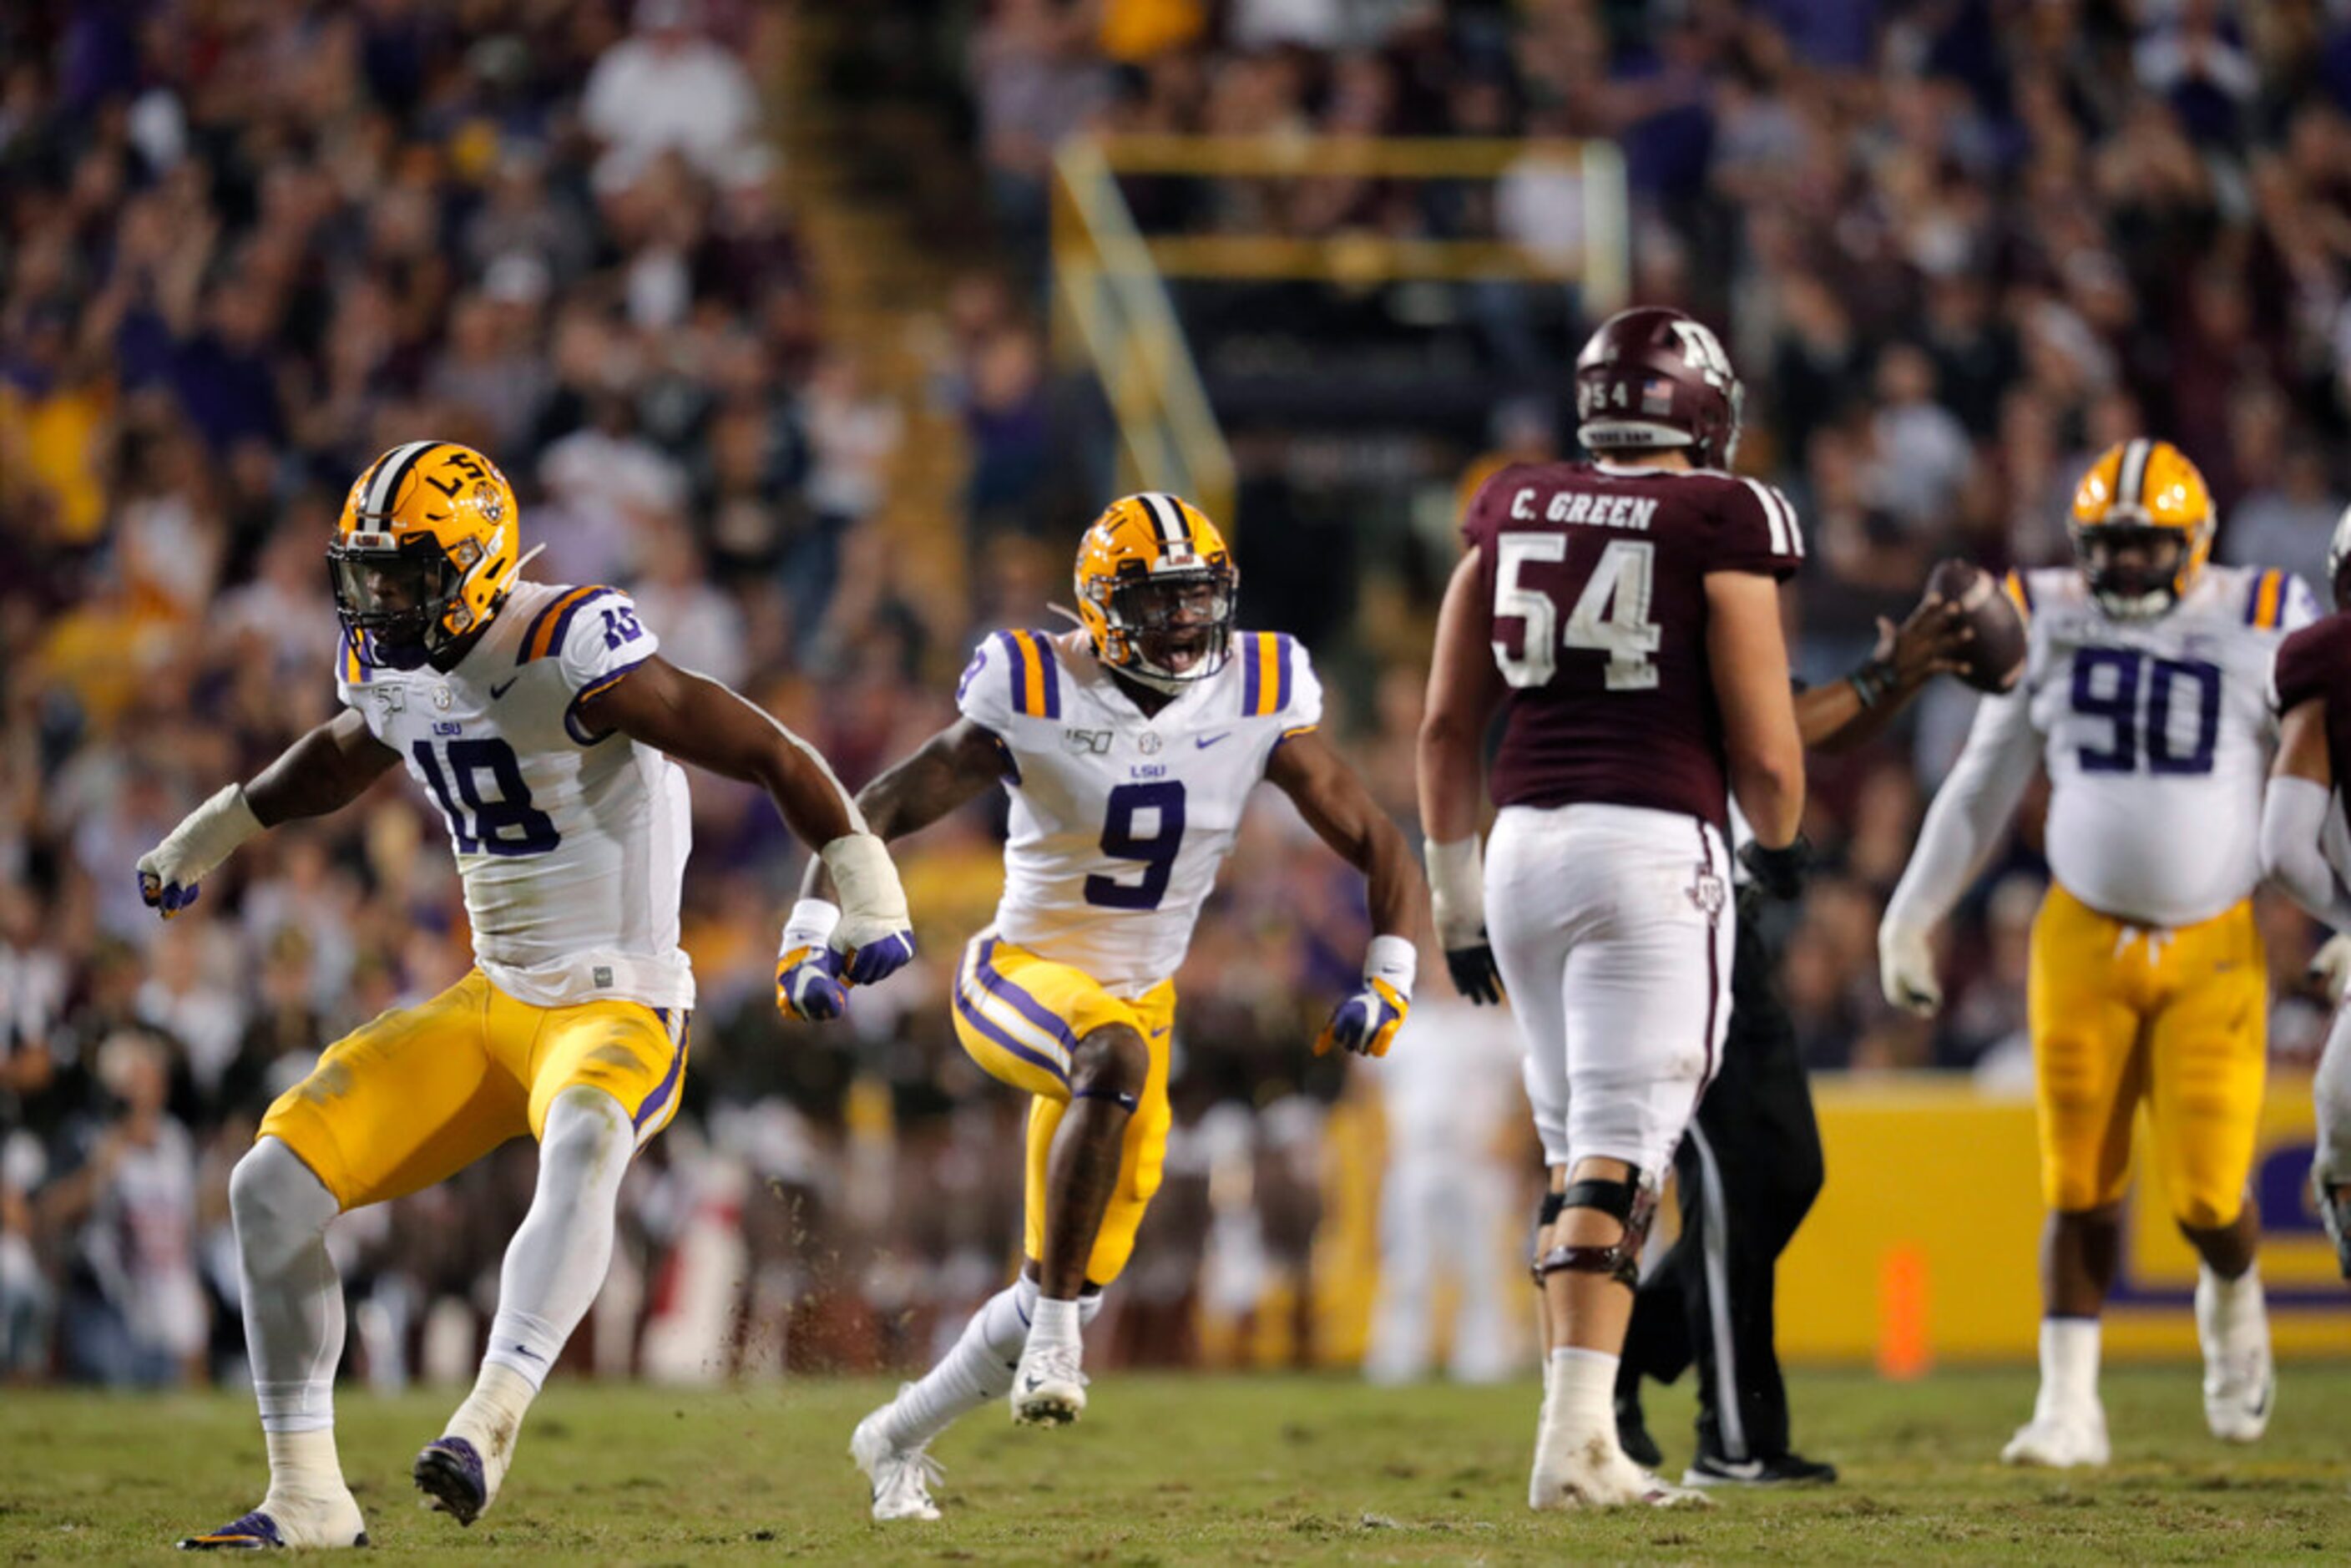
143 442 916 1551
1881 439 2313 1471
779 493 1422 1523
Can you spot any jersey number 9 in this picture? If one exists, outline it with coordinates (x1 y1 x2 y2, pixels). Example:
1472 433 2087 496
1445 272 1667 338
1085 781 1186 910
412 739 562 855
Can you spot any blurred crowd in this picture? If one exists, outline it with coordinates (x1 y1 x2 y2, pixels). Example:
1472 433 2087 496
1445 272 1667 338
967 0 2351 1072
5 0 2349 1390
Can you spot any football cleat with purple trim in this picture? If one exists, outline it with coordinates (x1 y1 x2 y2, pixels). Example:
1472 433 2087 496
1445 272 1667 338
176 1507 367 1552
413 1436 493 1526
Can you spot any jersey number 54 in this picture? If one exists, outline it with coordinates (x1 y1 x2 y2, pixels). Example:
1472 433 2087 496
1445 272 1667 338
1492 535 1661 692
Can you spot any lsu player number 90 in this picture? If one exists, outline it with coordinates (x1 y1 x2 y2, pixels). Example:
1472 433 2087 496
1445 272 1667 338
1881 438 2312 1472
146 440 915 1552
781 492 1422 1523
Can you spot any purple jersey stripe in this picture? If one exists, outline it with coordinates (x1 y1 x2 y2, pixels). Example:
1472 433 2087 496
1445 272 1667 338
1273 634 1293 711
953 977 1067 1082
975 938 1079 1052
1031 632 1062 719
1241 635 1262 715
996 630 1032 716
631 1017 690 1130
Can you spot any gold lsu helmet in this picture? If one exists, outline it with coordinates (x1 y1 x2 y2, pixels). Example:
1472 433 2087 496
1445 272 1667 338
331 440 531 668
1074 492 1237 690
2069 438 2214 620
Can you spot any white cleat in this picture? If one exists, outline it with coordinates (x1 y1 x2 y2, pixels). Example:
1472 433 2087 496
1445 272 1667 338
2000 1411 2111 1469
1530 1432 1710 1510
2197 1270 2274 1444
850 1396 943 1522
1009 1338 1088 1427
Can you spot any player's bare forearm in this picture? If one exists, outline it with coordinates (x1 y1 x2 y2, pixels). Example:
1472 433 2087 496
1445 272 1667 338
800 720 1007 900
245 710 402 827
1418 548 1503 845
1806 596 1970 754
1794 681 1868 751
2273 695 2331 786
581 655 862 852
1706 569 1805 846
1268 731 1422 938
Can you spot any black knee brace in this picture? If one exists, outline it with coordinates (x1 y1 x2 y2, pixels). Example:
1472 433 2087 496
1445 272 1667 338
1534 1173 1656 1289
1528 1189 1569 1282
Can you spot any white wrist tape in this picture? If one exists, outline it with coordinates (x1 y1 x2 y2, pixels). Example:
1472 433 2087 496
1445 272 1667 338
821 832 908 931
780 898 842 955
1363 933 1417 998
1424 835 1484 947
153 784 264 884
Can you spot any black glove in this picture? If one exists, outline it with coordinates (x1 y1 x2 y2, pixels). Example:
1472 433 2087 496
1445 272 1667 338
1737 835 1813 903
1444 943 1506 1006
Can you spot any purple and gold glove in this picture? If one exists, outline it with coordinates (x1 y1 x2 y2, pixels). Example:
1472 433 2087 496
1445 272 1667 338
1315 934 1415 1059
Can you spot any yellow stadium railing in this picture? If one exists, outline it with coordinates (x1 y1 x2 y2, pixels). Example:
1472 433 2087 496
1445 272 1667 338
1050 138 1237 529
1049 134 1635 527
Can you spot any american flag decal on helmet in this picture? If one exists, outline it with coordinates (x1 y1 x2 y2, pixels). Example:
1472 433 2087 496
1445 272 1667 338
1641 377 1676 416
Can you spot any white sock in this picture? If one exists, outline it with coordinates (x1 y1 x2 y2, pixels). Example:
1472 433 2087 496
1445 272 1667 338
2196 1262 2267 1350
882 1278 1038 1449
2035 1317 2101 1420
230 1141 351 1471
1544 1348 1620 1444
447 1089 635 1489
1028 1295 1083 1349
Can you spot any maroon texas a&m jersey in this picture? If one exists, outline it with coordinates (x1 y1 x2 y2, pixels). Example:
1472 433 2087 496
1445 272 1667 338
2273 610 2351 839
1461 459 1804 829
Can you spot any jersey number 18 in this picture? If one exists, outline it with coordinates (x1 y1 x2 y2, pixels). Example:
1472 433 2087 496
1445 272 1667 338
412 739 562 855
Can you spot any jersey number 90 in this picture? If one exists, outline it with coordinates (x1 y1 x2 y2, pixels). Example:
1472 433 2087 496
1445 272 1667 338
2068 649 2221 776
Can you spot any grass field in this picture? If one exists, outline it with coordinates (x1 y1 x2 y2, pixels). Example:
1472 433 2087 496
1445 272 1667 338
6 1367 2348 1563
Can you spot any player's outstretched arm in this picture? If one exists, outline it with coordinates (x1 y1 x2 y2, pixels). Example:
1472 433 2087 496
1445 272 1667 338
577 655 917 1000
2260 695 2351 929
137 711 400 918
774 716 1005 1021
1800 592 1973 754
1876 672 2040 1016
1267 729 1423 1057
804 718 1010 878
1418 546 1507 1005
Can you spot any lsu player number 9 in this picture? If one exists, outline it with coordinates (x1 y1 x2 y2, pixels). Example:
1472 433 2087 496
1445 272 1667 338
1881 438 2310 1471
786 492 1422 1523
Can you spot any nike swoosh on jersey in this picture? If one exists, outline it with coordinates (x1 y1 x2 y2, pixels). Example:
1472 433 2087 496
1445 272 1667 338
1196 731 1231 749
490 677 519 700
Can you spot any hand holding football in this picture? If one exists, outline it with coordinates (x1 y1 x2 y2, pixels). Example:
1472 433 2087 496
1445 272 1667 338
1922 559 2027 693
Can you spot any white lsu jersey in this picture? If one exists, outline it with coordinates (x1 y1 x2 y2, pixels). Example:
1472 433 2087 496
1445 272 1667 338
335 579 695 1011
957 627 1323 996
1992 562 2315 927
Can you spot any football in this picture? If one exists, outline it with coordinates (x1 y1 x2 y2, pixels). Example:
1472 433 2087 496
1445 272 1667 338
1925 558 2028 693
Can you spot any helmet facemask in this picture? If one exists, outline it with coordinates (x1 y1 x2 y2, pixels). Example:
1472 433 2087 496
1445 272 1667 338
2073 522 2189 620
328 530 488 669
1097 562 1236 692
